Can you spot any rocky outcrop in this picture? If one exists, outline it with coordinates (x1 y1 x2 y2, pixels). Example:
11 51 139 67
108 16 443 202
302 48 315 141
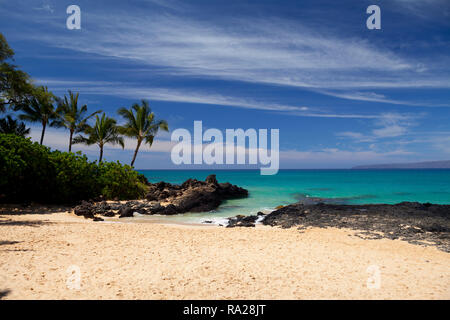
225 202 450 251
225 212 266 228
145 174 248 213
73 201 95 219
72 175 248 219
227 215 258 228
118 206 134 218
260 201 450 252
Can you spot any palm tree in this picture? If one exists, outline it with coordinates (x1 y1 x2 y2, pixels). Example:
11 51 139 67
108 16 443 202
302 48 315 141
73 113 124 162
118 100 168 167
18 86 56 145
54 91 101 152
0 115 30 136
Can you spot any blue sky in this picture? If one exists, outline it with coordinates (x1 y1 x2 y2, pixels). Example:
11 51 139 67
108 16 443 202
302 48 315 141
1 0 450 169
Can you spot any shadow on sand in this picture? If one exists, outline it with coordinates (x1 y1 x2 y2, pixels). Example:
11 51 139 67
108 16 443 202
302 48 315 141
0 289 11 299
0 204 70 216
0 219 51 227
0 240 21 245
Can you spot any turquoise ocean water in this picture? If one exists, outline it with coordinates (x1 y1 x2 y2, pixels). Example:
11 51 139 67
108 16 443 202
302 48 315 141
138 169 450 224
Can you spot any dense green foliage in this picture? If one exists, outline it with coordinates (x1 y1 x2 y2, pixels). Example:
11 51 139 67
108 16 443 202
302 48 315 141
48 150 102 203
98 161 147 200
0 134 55 202
0 134 147 204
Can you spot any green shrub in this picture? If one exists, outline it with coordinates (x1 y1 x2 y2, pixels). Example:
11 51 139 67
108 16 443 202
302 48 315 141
98 161 147 200
0 134 55 202
49 151 102 203
0 133 148 204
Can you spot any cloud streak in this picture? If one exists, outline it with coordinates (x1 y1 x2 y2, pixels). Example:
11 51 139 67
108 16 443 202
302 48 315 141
38 79 408 120
336 112 421 142
32 11 449 95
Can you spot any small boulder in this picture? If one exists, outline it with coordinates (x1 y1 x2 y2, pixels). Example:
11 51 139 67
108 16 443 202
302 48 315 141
146 202 163 214
162 204 178 215
73 201 94 219
102 211 116 217
227 215 258 228
118 207 133 218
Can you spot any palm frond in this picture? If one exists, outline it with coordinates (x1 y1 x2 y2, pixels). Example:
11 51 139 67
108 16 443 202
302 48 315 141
0 115 30 136
75 112 124 150
144 134 154 146
72 134 93 145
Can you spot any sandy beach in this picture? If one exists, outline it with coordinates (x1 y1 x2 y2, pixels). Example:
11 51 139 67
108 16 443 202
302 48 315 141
0 209 449 300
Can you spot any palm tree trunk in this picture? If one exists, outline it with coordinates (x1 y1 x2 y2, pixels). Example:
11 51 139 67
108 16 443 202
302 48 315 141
69 130 73 152
99 145 104 162
130 140 142 167
40 121 47 145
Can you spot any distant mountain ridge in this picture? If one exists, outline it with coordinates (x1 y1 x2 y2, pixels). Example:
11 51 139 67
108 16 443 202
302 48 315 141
352 160 450 169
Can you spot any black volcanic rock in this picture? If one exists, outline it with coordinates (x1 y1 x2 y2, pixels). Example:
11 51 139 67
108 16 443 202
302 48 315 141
92 201 110 215
102 211 116 217
118 206 133 218
73 175 248 220
73 201 94 219
227 215 258 228
161 204 178 215
145 174 248 214
261 201 450 252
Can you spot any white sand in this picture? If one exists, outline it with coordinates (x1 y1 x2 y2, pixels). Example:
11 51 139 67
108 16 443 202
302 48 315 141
0 210 449 299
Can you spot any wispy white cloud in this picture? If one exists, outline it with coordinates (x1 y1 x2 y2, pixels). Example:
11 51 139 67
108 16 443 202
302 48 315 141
393 133 450 154
1 0 448 113
38 78 406 120
5 1 448 167
3 1 446 110
30 12 449 94
432 136 450 153
315 90 450 107
33 3 54 14
336 112 420 142
372 113 417 138
337 131 371 141
29 125 418 168
279 147 415 168
28 126 175 155
393 0 450 19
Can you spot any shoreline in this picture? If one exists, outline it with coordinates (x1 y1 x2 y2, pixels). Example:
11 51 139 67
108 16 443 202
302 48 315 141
1 209 449 299
229 201 450 252
66 192 450 253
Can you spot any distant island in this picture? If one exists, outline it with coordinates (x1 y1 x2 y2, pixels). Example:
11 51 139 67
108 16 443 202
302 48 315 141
352 160 450 169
